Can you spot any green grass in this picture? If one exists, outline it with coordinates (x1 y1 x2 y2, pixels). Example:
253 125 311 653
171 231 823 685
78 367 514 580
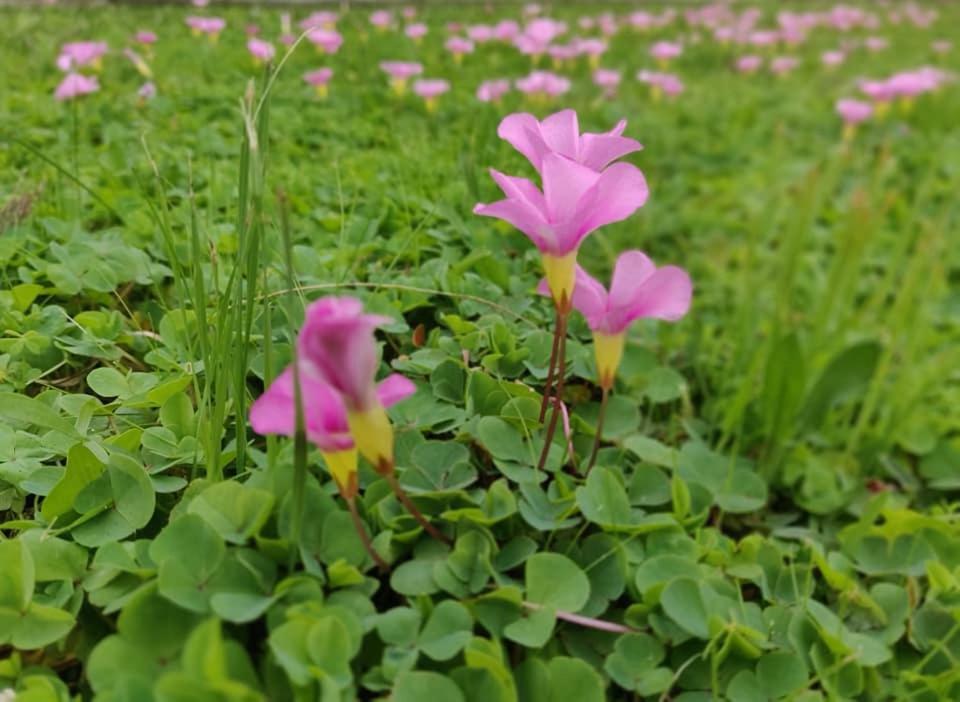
1 3 959 701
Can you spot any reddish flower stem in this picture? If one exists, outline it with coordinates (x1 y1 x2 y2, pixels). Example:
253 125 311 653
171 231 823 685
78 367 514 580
537 313 568 472
587 387 609 472
344 495 390 573
385 472 452 545
539 309 564 422
522 602 637 634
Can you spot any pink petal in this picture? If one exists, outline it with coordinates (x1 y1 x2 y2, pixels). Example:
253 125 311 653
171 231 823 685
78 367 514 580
577 162 649 234
536 278 551 297
570 265 609 329
615 265 692 329
473 200 551 251
578 132 643 171
541 153 601 225
608 251 657 311
539 109 581 161
376 373 417 407
489 169 547 211
497 112 547 170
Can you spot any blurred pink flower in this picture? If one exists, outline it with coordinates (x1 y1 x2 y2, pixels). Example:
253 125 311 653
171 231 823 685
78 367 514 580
57 41 108 71
138 81 156 100
55 72 99 101
467 25 494 43
476 79 510 103
186 16 226 40
405 22 428 40
836 98 872 125
308 28 343 54
736 55 763 74
300 11 338 30
515 70 570 98
821 50 846 67
247 38 275 62
304 68 333 97
370 10 393 29
864 36 889 52
932 40 952 55
380 61 423 94
593 68 621 97
413 78 450 110
135 30 157 45
650 40 682 62
445 36 475 60
770 56 799 75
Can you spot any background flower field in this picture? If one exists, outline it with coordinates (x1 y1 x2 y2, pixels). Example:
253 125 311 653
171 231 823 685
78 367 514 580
0 2 959 700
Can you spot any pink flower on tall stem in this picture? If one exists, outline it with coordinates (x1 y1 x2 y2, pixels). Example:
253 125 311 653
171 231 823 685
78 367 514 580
836 98 872 141
405 22 428 42
380 61 423 95
593 68 621 98
445 36 474 63
55 72 100 101
413 79 450 111
476 79 510 103
294 296 449 545
247 38 275 64
57 41 108 71
736 55 763 74
304 68 334 98
307 28 343 54
539 251 691 468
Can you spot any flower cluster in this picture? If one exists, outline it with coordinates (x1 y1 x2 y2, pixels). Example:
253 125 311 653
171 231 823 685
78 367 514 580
475 109 692 468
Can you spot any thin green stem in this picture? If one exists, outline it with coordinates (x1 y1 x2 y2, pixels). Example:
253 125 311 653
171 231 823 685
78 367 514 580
345 496 389 573
587 387 609 472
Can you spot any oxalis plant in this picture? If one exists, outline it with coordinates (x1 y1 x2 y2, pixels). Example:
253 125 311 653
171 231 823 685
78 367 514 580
1 25 959 702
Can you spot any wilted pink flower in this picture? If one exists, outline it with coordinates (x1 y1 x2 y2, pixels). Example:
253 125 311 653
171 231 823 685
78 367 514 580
304 68 333 97
57 41 108 71
405 22 428 41
736 55 763 74
445 36 474 61
138 81 156 100
864 36 888 52
247 38 275 62
524 3 542 17
770 56 799 76
308 28 343 54
300 11 338 30
650 40 682 63
538 251 691 387
55 72 99 101
135 30 157 45
380 61 423 94
593 68 621 97
123 48 152 78
515 70 571 99
370 10 393 30
245 24 260 37
476 79 510 103
821 50 846 67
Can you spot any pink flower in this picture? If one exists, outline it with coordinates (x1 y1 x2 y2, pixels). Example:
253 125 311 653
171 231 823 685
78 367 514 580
770 56 799 76
514 70 570 98
539 251 691 387
55 72 100 101
298 298 401 411
413 79 450 110
246 24 261 37
864 36 888 52
300 11 338 30
296 297 416 471
524 17 567 45
308 28 343 54
186 16 226 38
593 68 621 97
736 55 763 74
473 152 649 259
494 20 520 41
821 50 846 67
446 36 475 57
577 38 608 59
650 41 682 61
405 22 428 40
497 109 642 174
370 10 393 29
251 364 412 452
836 98 872 125
57 41 108 71
380 61 423 80
859 78 896 103
931 40 952 55
138 81 156 100
402 6 417 20
467 25 494 43
247 38 275 62
476 79 510 103
637 70 684 98
135 30 157 45
304 68 333 86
